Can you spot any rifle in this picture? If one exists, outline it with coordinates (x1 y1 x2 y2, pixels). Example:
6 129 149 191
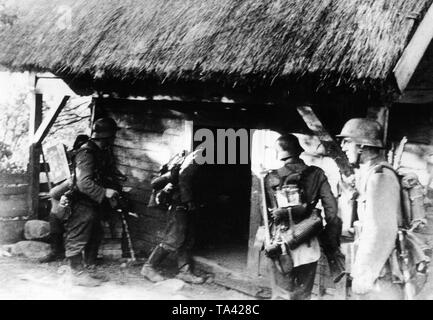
393 136 408 170
258 168 291 300
108 188 138 263
398 230 416 300
393 137 417 300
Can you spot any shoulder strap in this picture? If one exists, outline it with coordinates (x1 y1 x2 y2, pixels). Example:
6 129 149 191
363 162 399 195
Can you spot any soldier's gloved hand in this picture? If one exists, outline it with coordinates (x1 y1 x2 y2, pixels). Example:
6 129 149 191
271 208 288 224
264 243 282 259
105 188 119 199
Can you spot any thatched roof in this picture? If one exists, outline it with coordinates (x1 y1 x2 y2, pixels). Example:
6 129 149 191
0 0 432 96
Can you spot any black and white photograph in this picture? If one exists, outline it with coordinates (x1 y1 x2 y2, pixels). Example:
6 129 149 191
0 0 433 304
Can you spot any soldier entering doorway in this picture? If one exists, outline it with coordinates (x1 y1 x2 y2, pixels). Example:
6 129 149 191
141 149 205 284
263 134 342 300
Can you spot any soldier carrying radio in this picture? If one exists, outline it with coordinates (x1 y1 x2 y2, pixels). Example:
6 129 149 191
263 134 342 300
338 118 429 299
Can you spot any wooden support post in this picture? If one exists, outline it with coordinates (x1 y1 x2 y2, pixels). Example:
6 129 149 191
28 93 43 218
32 96 70 145
296 105 353 177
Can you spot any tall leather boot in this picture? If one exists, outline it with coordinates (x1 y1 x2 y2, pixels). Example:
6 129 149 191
51 233 65 260
140 245 169 282
68 254 102 287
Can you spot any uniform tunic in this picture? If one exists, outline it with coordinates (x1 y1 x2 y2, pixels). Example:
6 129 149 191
153 150 200 269
64 140 118 259
269 159 339 299
351 158 403 299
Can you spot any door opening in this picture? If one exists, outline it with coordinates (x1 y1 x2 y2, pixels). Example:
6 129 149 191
192 125 251 273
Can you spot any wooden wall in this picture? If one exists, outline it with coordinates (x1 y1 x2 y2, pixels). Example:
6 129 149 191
96 98 192 256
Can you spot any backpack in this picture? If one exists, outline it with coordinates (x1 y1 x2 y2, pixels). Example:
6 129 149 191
265 166 324 249
366 162 427 231
363 162 429 298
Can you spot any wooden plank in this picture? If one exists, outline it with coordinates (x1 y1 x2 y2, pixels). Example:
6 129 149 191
28 92 43 218
247 173 262 276
114 152 161 172
393 4 433 92
0 185 28 196
0 174 29 185
101 98 187 119
117 164 157 186
110 113 185 133
397 89 433 104
32 96 70 145
0 194 29 217
296 105 353 177
194 256 272 298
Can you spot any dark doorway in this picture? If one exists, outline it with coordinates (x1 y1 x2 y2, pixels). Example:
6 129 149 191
192 125 252 272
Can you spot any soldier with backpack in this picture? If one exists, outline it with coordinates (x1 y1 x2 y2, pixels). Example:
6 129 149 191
141 149 205 284
338 118 429 299
263 134 342 300
61 117 122 287
48 135 90 260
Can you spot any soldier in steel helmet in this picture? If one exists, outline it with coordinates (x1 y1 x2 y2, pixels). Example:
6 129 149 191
338 118 403 299
264 134 341 300
63 117 122 287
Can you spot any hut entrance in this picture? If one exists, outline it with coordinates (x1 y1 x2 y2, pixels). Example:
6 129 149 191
192 126 252 273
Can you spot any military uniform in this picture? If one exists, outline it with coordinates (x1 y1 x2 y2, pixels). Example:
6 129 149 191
64 140 119 263
141 150 204 284
350 158 403 299
267 158 340 300
337 118 405 299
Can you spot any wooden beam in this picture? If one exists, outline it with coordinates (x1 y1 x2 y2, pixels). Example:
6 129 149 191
296 105 353 177
32 96 70 145
393 4 433 92
28 93 43 218
397 89 433 104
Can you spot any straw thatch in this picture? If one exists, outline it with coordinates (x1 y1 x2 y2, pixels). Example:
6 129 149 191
0 0 432 94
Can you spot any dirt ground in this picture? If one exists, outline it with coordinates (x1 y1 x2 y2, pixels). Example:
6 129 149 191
0 256 254 300
2 252 433 300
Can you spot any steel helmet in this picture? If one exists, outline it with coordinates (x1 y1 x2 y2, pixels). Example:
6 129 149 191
337 118 384 148
276 134 304 160
92 117 120 139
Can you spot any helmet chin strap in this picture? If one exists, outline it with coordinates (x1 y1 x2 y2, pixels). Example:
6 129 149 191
353 145 364 168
